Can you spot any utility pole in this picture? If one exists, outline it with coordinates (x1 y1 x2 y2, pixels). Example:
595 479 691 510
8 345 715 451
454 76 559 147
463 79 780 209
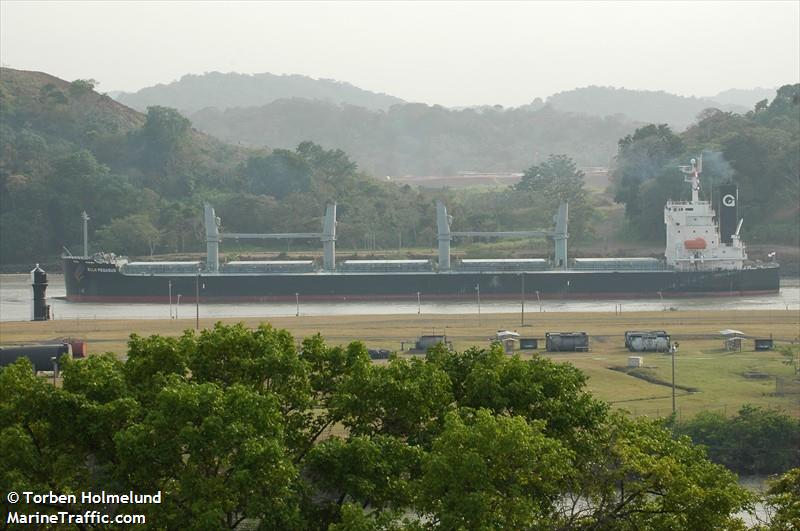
195 270 200 330
417 291 421 315
169 280 173 319
295 293 300 317
671 341 679 415
475 284 481 326
520 273 525 326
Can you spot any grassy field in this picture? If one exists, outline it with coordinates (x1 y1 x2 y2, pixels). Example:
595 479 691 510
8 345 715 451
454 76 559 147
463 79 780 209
1 309 798 420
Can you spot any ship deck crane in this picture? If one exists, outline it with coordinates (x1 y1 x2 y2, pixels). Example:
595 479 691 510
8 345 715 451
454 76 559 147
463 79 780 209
205 203 337 272
436 201 569 270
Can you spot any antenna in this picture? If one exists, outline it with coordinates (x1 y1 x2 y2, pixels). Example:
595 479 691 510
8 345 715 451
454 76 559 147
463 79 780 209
679 158 702 202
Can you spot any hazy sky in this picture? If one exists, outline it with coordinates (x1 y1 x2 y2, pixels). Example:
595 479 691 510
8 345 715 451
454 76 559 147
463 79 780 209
1 1 798 107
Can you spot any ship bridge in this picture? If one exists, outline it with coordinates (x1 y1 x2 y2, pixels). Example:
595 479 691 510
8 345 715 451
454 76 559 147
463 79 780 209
664 157 747 271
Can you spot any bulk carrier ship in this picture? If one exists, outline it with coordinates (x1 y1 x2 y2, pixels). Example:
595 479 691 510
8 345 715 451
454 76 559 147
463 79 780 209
63 159 779 302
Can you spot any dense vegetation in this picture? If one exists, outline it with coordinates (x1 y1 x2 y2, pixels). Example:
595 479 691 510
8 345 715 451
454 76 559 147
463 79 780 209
5 322 797 529
189 100 638 175
610 84 800 245
0 68 596 267
673 404 800 475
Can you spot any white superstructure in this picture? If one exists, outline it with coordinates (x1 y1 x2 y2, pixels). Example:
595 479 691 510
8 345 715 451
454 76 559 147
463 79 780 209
664 158 746 271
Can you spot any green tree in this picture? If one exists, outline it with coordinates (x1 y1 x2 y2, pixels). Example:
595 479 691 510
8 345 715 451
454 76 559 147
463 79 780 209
69 78 98 96
760 467 800 531
610 124 685 238
515 154 595 240
138 106 194 196
306 435 423 516
558 413 751 530
96 213 161 256
244 149 313 199
334 354 453 444
115 378 301 529
419 409 572 529
675 405 800 475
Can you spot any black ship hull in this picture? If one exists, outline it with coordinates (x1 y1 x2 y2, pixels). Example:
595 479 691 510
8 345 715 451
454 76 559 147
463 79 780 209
63 258 781 303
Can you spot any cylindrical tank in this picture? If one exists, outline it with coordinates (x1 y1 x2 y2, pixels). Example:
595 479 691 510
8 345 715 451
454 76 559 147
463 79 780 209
625 331 670 352
30 264 50 321
546 332 589 352
0 344 71 371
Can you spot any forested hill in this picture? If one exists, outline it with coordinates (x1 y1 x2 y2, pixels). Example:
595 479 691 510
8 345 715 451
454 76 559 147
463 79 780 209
115 71 405 113
546 86 750 130
189 100 639 176
0 67 599 267
0 67 249 264
0 68 447 266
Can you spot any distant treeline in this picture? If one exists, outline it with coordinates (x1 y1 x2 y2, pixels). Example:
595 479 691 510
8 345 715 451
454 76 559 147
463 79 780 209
189 100 637 176
545 85 752 130
115 70 405 113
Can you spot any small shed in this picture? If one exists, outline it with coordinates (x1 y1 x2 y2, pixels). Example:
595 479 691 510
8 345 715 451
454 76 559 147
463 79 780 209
546 332 589 352
720 329 745 352
490 330 519 354
754 338 774 351
414 335 449 351
495 330 520 354
519 338 539 350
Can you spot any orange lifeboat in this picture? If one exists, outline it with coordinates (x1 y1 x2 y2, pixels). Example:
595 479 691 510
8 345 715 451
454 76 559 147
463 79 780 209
684 237 707 250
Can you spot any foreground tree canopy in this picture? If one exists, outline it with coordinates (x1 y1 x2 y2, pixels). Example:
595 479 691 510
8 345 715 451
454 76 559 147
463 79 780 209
1 323 793 530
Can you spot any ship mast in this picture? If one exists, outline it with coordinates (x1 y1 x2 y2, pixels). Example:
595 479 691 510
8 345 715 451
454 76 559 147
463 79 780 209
82 211 90 258
682 157 702 203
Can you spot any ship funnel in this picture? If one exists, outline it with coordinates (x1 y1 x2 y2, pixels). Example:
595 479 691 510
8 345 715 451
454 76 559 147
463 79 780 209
204 203 220 273
553 203 569 269
322 203 337 271
436 201 452 270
